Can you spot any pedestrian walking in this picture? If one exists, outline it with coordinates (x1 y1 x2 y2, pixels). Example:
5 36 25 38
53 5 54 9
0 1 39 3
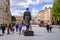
46 24 49 32
15 24 18 32
1 24 6 35
11 25 15 33
18 24 22 35
7 23 11 34
49 24 53 32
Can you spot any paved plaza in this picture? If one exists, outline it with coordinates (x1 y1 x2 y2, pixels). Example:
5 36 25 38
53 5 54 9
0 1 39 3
0 25 60 40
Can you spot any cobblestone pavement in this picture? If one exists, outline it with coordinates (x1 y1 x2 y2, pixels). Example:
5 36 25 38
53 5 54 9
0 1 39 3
0 25 60 40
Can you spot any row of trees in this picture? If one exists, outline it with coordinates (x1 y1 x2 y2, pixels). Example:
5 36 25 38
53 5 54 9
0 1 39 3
11 16 16 22
52 0 60 24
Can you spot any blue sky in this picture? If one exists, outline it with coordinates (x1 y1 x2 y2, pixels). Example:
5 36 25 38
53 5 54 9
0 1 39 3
10 0 54 17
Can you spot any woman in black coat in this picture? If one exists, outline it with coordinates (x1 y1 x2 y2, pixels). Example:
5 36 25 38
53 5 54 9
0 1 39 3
1 24 6 34
46 24 49 32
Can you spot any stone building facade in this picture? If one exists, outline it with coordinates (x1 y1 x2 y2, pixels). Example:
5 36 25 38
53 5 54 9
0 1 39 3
33 7 52 25
0 0 11 24
15 16 23 24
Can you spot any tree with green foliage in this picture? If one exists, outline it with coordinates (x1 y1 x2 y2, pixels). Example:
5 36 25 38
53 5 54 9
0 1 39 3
11 16 16 26
11 16 16 22
52 0 60 22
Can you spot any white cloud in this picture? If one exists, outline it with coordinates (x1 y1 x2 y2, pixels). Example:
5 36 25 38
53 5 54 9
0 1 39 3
10 0 27 6
10 0 54 9
27 0 42 5
11 8 39 16
42 4 53 10
16 0 32 8
10 0 53 16
31 8 39 16
11 10 25 16
29 0 53 5
10 0 42 7
35 0 42 4
11 11 20 16
27 0 36 5
43 0 53 2
15 10 25 14
17 2 29 8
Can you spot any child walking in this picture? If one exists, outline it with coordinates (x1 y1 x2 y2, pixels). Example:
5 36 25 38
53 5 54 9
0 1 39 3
18 24 22 35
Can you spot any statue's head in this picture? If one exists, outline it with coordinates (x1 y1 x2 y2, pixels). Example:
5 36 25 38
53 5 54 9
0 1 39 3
26 8 29 10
